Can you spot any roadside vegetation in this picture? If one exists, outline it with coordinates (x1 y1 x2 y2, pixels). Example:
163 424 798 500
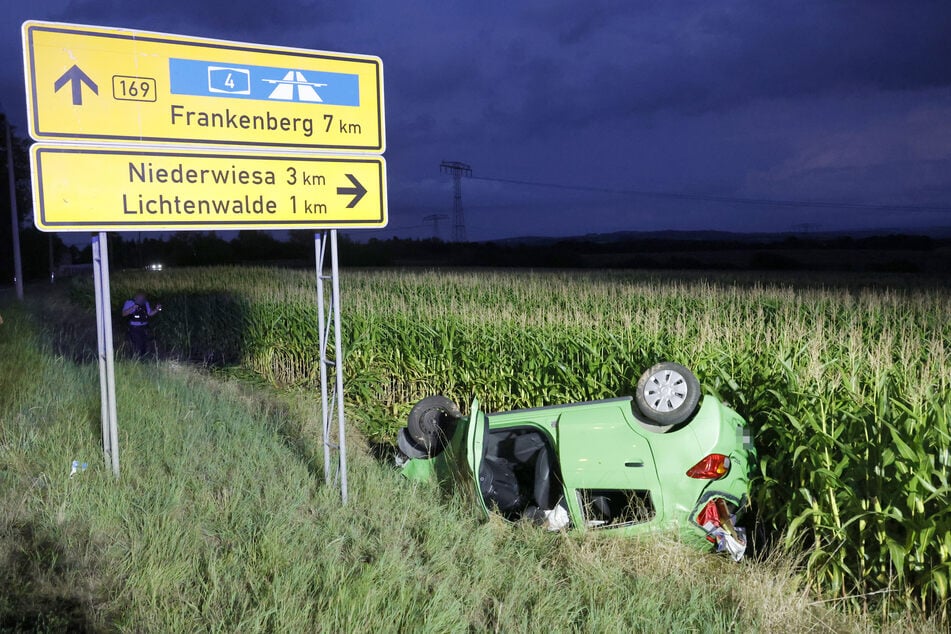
102 267 950 614
2 266 949 630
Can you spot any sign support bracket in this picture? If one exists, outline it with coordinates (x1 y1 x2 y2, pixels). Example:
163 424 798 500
92 232 120 477
315 230 348 503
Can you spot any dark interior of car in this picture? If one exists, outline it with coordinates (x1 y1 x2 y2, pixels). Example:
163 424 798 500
477 426 564 520
577 489 656 527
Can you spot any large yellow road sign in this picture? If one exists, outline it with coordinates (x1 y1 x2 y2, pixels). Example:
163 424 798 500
31 144 387 231
22 21 384 152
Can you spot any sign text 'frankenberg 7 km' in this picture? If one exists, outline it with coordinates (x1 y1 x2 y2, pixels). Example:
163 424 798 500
23 21 384 151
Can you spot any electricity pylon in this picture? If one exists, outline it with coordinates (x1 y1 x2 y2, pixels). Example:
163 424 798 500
423 213 449 240
440 161 472 242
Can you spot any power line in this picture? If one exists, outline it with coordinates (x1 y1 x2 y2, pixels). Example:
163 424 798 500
469 175 951 214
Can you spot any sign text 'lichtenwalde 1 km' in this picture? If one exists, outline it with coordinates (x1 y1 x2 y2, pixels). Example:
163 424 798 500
31 145 387 231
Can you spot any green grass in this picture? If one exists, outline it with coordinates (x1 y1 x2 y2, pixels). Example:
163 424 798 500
84 266 951 616
1 292 943 632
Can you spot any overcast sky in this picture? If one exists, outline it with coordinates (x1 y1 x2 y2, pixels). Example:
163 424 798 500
4 1 951 240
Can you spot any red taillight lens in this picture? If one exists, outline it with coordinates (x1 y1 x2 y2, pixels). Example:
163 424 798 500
686 454 731 479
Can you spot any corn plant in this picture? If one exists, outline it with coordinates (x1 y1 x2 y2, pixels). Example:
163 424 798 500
93 266 950 617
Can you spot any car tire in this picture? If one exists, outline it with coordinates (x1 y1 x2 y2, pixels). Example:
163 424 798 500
406 395 461 457
635 362 701 427
397 428 430 460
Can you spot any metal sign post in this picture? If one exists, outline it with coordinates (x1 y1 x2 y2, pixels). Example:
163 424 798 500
315 230 348 503
91 233 119 476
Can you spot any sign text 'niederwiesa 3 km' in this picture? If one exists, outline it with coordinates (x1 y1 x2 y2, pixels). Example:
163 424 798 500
30 144 387 231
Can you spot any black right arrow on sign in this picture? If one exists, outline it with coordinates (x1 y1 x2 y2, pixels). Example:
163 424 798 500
337 174 367 208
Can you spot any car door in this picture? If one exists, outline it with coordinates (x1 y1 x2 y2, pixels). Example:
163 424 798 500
555 399 665 528
465 398 490 517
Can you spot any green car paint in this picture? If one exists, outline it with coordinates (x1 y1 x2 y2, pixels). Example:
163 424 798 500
400 393 753 545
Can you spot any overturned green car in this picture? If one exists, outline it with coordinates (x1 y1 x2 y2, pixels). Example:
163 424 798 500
397 362 756 560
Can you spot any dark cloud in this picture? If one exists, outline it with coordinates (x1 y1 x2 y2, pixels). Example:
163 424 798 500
464 1 951 138
54 0 352 41
3 0 951 238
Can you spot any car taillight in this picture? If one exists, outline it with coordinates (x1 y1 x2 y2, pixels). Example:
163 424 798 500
687 454 731 479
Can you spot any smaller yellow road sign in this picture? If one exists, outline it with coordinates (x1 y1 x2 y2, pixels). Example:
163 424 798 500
31 144 387 231
22 21 384 151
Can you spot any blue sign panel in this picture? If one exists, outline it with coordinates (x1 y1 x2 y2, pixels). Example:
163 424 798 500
169 58 360 106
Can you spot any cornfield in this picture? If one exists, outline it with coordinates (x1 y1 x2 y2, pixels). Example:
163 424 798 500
95 266 950 616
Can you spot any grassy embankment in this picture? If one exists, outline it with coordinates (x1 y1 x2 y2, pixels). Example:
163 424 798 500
99 266 951 617
0 289 936 633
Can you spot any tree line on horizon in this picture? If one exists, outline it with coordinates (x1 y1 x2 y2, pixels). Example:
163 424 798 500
3 114 947 284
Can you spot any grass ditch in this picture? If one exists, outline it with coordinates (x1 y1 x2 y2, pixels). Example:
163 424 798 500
0 289 945 631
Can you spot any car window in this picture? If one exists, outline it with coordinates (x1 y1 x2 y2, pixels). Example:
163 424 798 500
577 489 655 528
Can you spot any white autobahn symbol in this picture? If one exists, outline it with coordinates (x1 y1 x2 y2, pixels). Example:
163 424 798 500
263 71 327 102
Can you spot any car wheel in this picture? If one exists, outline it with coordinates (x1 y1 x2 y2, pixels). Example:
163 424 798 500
406 395 461 457
635 362 701 427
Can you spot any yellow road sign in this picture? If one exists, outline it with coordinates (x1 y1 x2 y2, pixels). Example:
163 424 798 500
31 144 387 231
22 21 384 152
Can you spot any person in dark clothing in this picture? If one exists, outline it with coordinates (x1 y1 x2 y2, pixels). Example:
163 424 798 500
121 292 162 358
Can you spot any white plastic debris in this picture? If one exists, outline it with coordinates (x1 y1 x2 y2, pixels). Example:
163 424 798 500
542 505 570 531
702 522 748 562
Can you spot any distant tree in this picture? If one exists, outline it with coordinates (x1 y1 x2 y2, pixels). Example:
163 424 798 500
167 232 235 266
0 114 66 283
231 231 284 262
